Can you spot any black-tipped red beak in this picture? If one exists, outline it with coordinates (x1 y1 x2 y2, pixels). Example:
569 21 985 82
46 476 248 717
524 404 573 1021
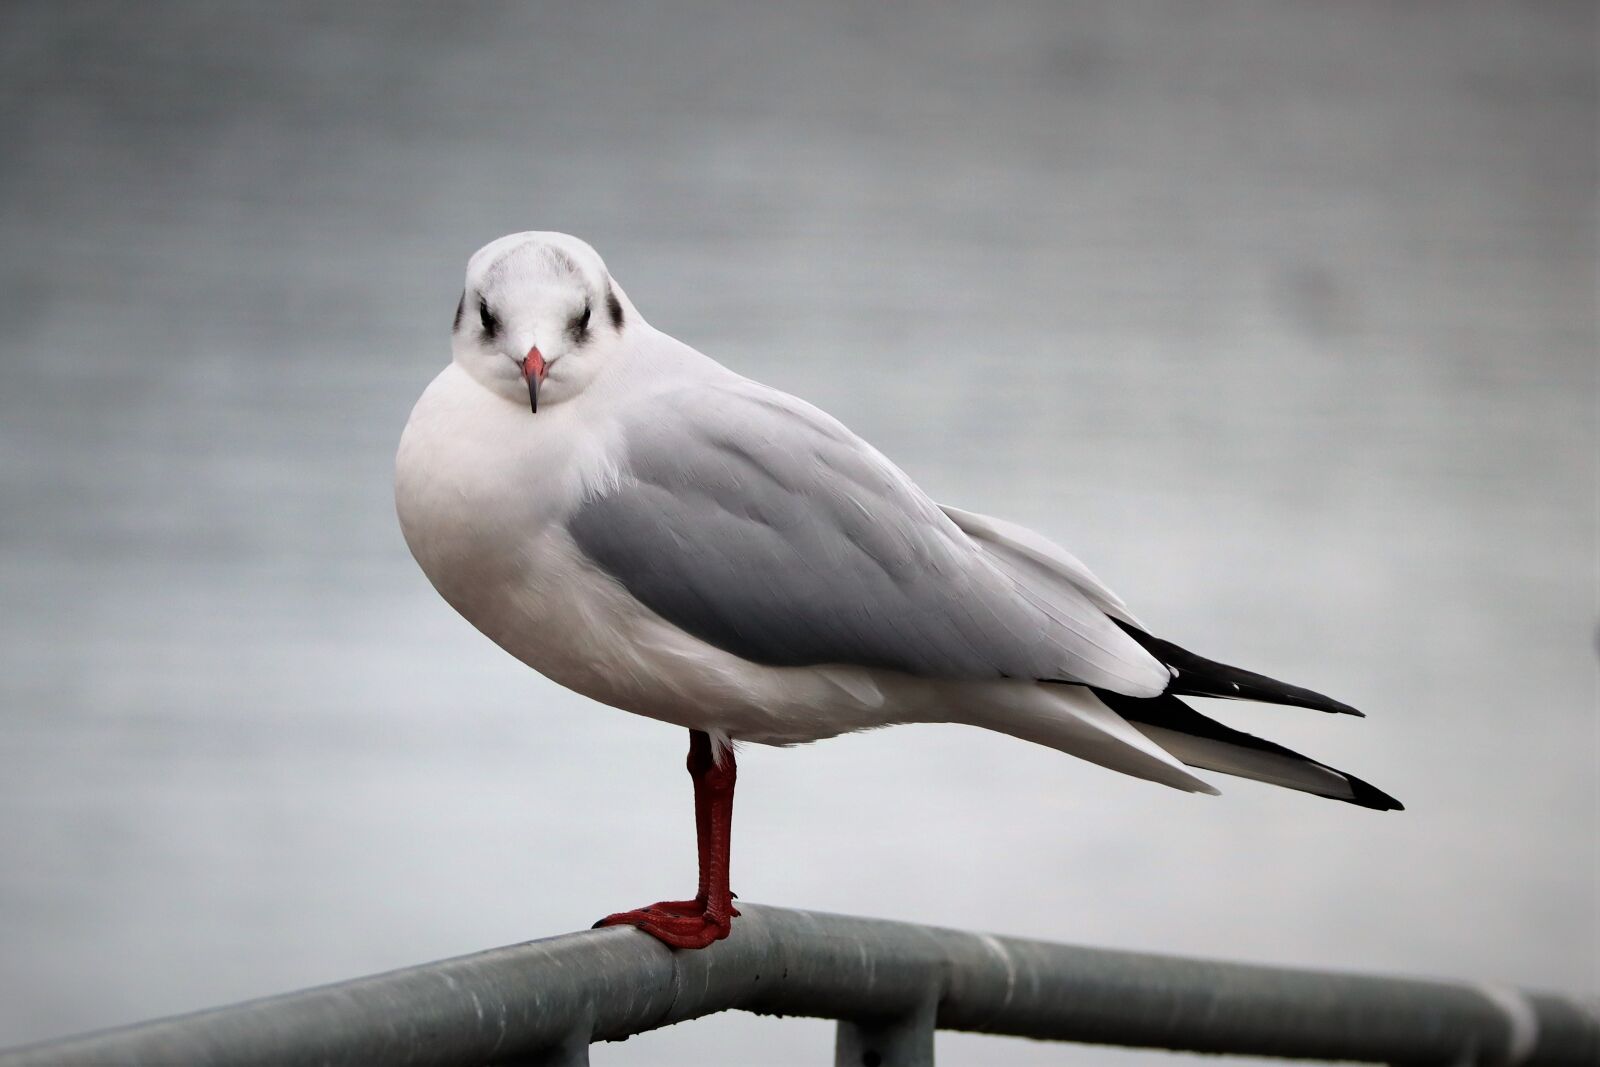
521 346 547 413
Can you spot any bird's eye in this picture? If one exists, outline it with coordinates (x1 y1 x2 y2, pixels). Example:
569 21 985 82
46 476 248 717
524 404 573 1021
478 298 500 340
568 302 592 344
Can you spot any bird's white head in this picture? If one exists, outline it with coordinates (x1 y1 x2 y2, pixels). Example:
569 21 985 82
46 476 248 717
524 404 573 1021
452 232 631 413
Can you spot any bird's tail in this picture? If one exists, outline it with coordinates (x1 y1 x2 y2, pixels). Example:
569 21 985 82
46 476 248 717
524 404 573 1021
1093 688 1403 811
955 681 1221 795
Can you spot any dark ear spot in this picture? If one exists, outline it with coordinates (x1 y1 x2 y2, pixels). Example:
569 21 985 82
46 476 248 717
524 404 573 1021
453 290 465 332
606 285 625 331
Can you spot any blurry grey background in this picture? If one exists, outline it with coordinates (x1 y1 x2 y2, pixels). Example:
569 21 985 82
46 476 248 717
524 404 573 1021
1 2 1594 1064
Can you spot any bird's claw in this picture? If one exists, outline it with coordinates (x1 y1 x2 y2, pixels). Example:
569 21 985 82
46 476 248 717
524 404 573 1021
593 900 738 949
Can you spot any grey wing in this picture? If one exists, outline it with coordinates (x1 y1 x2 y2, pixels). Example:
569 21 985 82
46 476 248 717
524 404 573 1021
568 382 1167 694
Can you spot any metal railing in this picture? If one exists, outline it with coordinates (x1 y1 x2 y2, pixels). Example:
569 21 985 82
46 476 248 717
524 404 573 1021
1 903 1595 1066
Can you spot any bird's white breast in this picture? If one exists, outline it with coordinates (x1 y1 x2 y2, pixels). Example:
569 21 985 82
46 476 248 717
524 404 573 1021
396 365 619 684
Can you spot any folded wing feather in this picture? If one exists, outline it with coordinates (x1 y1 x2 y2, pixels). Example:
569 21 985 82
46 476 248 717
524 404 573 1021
566 381 1169 696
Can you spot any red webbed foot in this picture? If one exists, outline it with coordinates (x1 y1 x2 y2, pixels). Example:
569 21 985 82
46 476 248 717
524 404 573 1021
601 894 740 920
593 902 736 949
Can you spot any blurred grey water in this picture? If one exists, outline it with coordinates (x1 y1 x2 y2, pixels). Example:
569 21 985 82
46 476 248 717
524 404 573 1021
0 3 1594 1064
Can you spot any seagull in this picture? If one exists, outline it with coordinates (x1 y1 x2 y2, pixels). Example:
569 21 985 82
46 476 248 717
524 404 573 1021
395 232 1402 950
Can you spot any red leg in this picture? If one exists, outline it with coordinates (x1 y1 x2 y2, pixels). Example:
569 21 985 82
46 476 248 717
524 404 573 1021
594 730 740 949
630 740 717 918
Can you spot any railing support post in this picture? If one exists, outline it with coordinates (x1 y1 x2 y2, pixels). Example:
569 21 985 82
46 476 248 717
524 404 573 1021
834 995 937 1067
499 1009 593 1067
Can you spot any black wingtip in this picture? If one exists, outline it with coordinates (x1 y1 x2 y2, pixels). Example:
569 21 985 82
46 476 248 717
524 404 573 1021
1315 695 1364 718
1112 620 1364 717
1334 772 1405 812
1095 688 1402 812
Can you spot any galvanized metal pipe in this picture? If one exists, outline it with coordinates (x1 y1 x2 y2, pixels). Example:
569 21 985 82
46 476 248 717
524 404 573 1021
1 904 1594 1066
